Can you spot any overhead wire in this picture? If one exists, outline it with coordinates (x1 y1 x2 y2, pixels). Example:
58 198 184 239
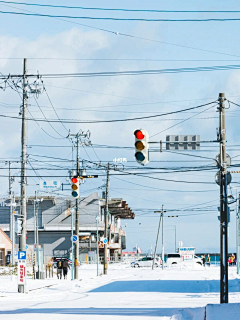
3 10 240 22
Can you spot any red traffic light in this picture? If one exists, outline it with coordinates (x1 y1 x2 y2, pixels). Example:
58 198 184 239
71 177 78 183
134 130 145 140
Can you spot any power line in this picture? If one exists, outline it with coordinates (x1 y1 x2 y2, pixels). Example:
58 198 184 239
3 10 240 22
0 101 216 123
2 1 240 14
2 1 239 60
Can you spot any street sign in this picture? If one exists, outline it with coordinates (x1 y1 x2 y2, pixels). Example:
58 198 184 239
215 171 232 186
25 245 28 249
71 235 78 243
166 135 200 150
103 238 108 244
40 180 61 190
215 153 231 168
18 260 26 286
18 251 26 260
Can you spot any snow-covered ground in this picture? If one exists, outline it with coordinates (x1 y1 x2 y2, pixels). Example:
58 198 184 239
0 264 240 319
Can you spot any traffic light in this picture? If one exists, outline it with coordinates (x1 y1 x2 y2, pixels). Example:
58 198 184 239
15 218 23 235
134 128 149 165
71 176 79 199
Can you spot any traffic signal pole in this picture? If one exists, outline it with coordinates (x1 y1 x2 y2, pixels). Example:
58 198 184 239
104 163 110 275
218 93 229 304
20 58 28 254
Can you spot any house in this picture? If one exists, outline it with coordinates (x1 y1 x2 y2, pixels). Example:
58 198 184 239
0 193 134 264
0 229 12 266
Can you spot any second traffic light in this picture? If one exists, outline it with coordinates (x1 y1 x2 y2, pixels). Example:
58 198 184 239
71 176 79 199
134 128 149 165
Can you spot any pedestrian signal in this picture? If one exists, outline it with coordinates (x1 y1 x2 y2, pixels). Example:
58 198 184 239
134 129 149 165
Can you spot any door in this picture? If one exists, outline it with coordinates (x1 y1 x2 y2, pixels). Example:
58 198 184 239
0 249 5 266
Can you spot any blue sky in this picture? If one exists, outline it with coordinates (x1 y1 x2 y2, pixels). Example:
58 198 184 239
0 0 240 254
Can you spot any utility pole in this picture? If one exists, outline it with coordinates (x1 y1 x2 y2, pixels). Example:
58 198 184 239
162 206 164 270
153 206 165 269
218 93 229 304
104 163 110 275
68 130 91 280
152 210 162 270
20 58 28 252
174 225 177 253
238 195 240 275
8 161 15 265
75 134 80 280
35 191 40 279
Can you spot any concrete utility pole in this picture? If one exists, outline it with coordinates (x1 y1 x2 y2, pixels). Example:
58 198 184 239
35 192 40 279
153 206 165 269
152 209 162 270
75 134 80 280
238 196 240 275
104 163 110 275
68 130 91 280
20 58 28 252
162 206 164 270
8 161 15 265
218 93 229 304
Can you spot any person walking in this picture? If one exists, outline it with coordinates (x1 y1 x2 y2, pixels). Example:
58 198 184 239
57 259 63 279
207 254 211 267
62 259 70 279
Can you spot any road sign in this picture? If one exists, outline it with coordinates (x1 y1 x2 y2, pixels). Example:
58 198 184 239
18 251 26 260
40 180 61 189
103 238 107 244
25 245 28 249
71 235 78 243
215 171 232 186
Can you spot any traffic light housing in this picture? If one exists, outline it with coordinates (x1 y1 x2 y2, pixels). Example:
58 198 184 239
71 176 79 199
134 128 149 165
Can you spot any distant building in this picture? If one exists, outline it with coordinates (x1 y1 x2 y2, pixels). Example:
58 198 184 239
0 193 134 263
0 229 12 266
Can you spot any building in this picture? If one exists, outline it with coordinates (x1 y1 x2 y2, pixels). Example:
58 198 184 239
0 193 134 264
0 229 12 266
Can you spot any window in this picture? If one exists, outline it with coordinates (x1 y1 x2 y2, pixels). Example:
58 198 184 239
142 257 147 261
147 257 153 261
114 234 119 243
167 254 180 258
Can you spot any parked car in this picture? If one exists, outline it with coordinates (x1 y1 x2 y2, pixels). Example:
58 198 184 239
53 257 72 268
131 256 161 268
167 253 202 267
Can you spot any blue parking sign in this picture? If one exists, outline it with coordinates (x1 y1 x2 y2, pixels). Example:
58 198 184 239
18 251 26 260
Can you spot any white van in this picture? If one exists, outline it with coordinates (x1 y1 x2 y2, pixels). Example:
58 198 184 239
167 253 202 267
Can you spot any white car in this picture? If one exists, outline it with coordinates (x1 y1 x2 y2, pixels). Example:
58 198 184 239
131 256 161 268
167 253 203 267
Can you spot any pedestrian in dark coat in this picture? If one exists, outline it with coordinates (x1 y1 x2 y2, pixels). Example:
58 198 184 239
62 259 70 279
